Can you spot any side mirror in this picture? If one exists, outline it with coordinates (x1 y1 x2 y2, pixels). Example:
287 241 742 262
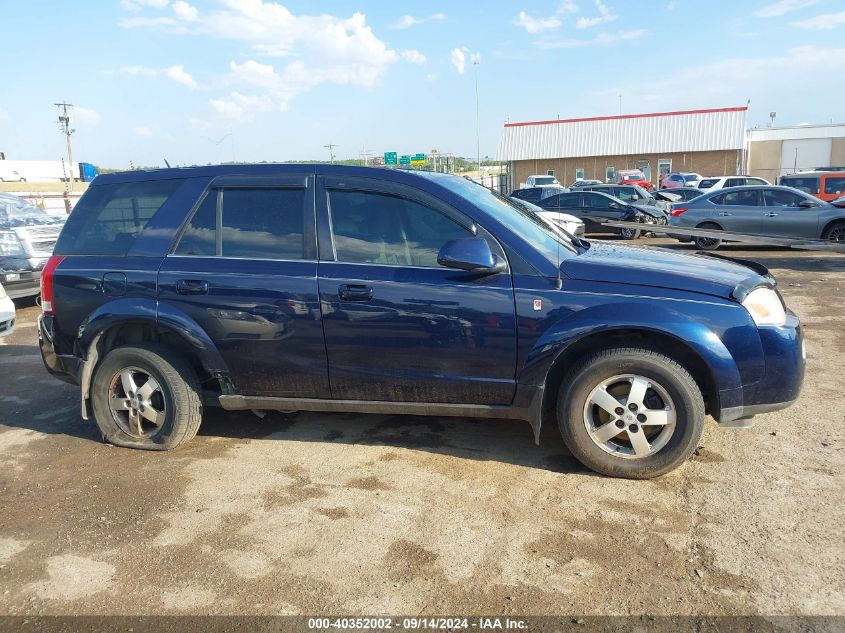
631 195 640 201
798 199 817 208
437 237 506 274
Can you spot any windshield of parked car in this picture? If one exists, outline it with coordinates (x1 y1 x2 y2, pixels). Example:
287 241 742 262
684 174 699 182
533 177 556 185
438 177 579 262
0 195 62 229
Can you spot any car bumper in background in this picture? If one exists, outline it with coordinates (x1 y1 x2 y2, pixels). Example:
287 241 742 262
2 271 41 299
0 297 15 338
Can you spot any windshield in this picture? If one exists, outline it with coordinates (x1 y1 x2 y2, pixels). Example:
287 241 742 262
0 196 62 229
437 177 579 264
534 177 556 185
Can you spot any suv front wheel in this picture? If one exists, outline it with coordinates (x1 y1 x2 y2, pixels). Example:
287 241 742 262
557 347 705 479
91 344 202 450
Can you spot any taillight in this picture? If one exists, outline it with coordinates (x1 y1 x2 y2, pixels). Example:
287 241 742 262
40 255 65 315
669 207 688 217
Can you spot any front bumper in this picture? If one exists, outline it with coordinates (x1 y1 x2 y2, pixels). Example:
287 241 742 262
717 314 805 426
0 299 15 338
38 314 81 385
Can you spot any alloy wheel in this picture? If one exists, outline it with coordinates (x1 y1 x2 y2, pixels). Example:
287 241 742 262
583 374 677 459
107 366 167 438
828 226 845 242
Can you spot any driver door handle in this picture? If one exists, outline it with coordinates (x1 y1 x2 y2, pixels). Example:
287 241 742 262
765 212 778 217
338 284 373 302
176 279 209 295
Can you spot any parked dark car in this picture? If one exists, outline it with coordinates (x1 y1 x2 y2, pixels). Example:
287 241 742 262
509 185 569 204
38 165 804 479
578 184 655 205
0 193 65 299
655 187 703 202
569 179 603 188
535 190 668 239
669 185 845 249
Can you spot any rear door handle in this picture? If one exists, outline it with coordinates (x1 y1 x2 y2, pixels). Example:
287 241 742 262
338 284 373 302
718 212 732 216
765 212 778 217
176 279 209 295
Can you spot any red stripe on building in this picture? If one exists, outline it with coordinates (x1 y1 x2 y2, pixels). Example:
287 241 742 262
503 106 749 128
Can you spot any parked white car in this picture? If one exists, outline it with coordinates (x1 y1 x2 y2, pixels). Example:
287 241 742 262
0 282 16 339
697 175 771 191
537 211 585 236
520 174 560 189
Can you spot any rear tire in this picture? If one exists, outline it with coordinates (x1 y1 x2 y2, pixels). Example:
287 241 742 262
822 221 845 243
91 344 202 450
619 227 641 240
556 347 705 479
693 222 723 250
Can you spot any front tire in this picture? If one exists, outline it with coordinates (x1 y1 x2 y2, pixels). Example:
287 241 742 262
91 344 202 450
822 221 845 243
557 347 705 479
619 227 641 240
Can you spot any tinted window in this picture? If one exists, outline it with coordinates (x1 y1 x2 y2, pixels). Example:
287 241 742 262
174 192 217 256
725 178 743 187
747 178 768 186
328 190 473 267
719 190 760 206
520 188 543 202
763 189 806 207
699 179 718 189
584 193 612 209
534 177 556 185
56 179 185 255
684 175 699 182
220 188 305 259
780 176 820 194
824 177 845 195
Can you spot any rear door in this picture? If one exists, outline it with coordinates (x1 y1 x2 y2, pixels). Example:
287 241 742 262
710 189 764 234
761 188 820 238
581 192 628 232
316 176 517 405
157 173 330 398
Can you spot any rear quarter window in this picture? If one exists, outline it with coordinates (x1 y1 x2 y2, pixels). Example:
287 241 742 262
56 179 185 255
823 176 845 195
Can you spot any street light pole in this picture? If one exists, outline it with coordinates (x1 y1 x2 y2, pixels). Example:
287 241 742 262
473 59 481 177
55 102 75 192
323 143 337 164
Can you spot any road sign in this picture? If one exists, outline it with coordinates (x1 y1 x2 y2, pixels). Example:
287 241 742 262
384 151 397 165
399 155 411 165
411 153 425 165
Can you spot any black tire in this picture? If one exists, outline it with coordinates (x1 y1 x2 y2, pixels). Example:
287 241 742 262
556 347 705 479
822 221 845 243
693 222 723 250
91 344 202 450
619 227 641 240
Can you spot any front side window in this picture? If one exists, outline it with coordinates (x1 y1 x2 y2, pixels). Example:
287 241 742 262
328 190 473 267
763 189 806 208
56 179 185 256
584 193 612 209
823 177 845 195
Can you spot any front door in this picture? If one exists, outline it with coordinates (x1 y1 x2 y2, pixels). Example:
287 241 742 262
761 188 820 238
316 176 518 405
158 173 330 398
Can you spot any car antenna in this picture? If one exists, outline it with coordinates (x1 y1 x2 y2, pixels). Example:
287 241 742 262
555 193 563 290
163 158 171 168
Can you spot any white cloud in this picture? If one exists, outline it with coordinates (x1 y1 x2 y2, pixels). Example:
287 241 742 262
426 73 438 81
513 2 578 34
171 0 198 21
0 107 9 121
393 13 446 29
74 106 101 126
789 9 845 29
210 91 276 120
401 49 427 65
121 0 169 12
576 0 617 28
450 48 466 74
120 64 198 88
134 126 153 137
120 16 180 28
755 0 818 17
536 28 646 48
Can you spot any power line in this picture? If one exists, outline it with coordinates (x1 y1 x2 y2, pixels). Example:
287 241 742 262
323 143 337 164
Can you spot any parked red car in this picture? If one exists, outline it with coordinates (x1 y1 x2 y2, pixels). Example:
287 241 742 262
615 169 653 191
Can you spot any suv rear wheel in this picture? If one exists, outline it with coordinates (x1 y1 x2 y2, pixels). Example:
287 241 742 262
557 347 705 479
91 345 202 450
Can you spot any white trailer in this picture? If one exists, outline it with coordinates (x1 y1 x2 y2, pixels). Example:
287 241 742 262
0 160 80 183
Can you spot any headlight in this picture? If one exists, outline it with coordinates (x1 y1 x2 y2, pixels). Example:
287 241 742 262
742 287 786 326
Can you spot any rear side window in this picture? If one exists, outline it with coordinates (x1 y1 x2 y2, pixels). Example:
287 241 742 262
719 190 761 206
174 187 306 259
56 179 185 255
824 177 845 195
699 179 717 189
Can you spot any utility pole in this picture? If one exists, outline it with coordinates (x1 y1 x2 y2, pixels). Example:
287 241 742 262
473 59 481 176
323 143 337 164
55 102 75 192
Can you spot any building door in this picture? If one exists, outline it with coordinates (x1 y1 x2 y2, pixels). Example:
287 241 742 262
658 159 672 186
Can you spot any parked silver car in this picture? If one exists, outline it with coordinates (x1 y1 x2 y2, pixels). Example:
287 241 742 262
668 185 845 249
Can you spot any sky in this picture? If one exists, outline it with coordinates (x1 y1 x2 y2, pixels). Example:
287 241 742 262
1 0 844 168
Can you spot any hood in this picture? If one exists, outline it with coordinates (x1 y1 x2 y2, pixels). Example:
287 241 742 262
562 241 773 299
630 203 667 218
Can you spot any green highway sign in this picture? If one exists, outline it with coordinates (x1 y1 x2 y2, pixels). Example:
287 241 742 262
399 155 411 165
384 151 397 165
411 153 425 165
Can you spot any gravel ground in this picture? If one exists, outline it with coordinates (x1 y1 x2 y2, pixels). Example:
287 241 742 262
0 240 842 618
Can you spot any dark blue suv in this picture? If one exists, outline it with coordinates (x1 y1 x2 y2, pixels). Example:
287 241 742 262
38 165 805 478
